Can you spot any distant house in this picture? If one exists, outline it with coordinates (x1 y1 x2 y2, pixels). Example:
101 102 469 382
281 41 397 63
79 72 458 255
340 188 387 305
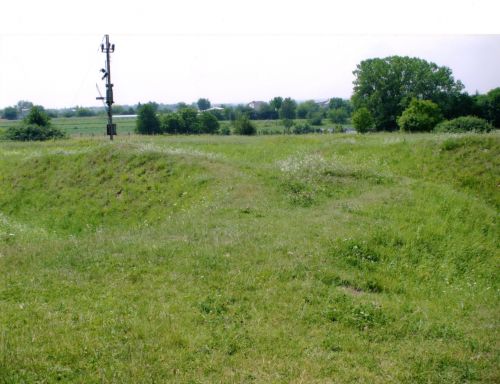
316 99 330 108
247 101 266 110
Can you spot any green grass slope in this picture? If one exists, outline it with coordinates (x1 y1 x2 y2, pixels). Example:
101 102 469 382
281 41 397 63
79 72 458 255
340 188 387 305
0 133 498 383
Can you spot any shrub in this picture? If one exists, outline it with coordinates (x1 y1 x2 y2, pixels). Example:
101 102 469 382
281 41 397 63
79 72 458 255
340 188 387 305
5 124 66 141
233 115 256 135
434 116 493 133
352 107 375 133
397 99 443 132
198 112 220 134
282 118 294 133
308 112 323 126
328 108 348 124
218 125 231 135
334 124 344 133
293 122 319 134
161 113 184 134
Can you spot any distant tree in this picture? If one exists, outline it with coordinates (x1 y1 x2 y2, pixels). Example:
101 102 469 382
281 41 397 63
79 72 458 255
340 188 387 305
397 99 443 132
352 56 464 130
207 108 224 121
198 112 220 134
256 102 275 120
2 106 18 120
352 107 375 133
279 97 297 120
223 106 236 121
307 111 323 126
17 100 33 117
25 105 51 127
46 109 59 118
161 113 184 134
270 96 283 111
179 107 199 133
297 100 319 119
135 103 161 134
328 98 352 113
176 102 188 110
235 104 256 119
233 115 256 135
75 106 95 117
328 108 348 124
197 98 211 111
112 105 125 115
62 109 76 118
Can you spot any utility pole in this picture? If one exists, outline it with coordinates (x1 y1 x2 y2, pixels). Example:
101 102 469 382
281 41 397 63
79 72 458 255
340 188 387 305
97 35 116 140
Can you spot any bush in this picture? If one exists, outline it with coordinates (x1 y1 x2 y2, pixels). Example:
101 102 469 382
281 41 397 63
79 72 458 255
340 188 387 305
397 99 443 132
218 125 231 135
198 112 220 134
307 112 323 126
328 108 348 124
233 115 256 135
161 113 184 134
5 124 66 141
434 115 493 133
282 118 294 133
293 122 319 134
352 107 375 133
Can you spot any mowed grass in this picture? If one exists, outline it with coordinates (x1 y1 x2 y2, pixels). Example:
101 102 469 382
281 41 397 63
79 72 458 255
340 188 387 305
0 132 498 383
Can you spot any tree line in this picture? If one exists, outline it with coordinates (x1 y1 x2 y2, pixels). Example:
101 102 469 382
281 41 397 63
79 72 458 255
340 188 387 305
2 55 499 139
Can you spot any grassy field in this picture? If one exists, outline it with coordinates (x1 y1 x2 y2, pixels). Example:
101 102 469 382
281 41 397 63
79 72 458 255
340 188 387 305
0 116 137 137
0 132 498 382
0 116 351 137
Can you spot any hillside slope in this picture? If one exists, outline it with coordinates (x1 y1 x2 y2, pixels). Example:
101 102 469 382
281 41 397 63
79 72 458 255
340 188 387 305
0 133 498 383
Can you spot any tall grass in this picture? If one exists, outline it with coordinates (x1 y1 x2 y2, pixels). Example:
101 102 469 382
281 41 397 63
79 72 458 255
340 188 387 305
0 132 498 383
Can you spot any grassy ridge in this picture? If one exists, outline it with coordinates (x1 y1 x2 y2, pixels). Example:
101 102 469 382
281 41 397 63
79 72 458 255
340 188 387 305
0 133 498 383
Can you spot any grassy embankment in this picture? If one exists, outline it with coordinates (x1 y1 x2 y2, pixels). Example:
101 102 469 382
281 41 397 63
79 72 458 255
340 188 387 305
0 132 498 383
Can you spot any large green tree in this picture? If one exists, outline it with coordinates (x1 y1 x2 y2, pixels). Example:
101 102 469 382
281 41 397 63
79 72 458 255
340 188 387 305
351 56 464 131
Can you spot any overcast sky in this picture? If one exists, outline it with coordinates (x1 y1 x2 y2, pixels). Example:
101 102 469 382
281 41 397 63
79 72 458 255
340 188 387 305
1 0 499 108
